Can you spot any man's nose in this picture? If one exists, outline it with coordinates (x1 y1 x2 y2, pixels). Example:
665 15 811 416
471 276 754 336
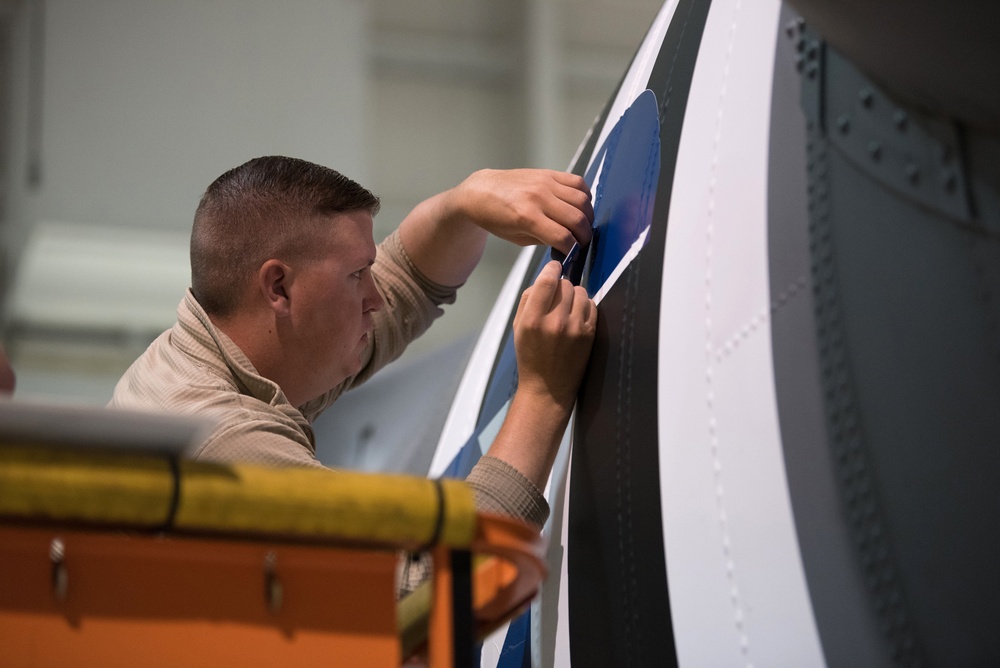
364 275 385 312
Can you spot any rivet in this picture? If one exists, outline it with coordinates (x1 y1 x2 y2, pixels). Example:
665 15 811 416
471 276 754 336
795 54 804 73
893 110 908 131
905 163 920 184
868 141 882 161
837 115 851 134
806 41 819 60
806 61 818 79
859 88 874 108
796 17 806 30
784 21 797 39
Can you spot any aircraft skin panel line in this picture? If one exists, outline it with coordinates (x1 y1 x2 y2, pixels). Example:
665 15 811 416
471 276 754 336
656 0 826 665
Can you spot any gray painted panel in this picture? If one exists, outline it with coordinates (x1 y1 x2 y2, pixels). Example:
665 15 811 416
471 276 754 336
768 7 893 667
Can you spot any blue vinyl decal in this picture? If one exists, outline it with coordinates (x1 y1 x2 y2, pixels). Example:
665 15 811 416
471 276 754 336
442 90 661 667
581 88 662 299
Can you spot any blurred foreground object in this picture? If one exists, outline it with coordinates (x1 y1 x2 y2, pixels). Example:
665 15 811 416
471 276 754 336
0 402 545 666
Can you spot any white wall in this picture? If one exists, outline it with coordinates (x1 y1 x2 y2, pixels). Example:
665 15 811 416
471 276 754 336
4 0 368 241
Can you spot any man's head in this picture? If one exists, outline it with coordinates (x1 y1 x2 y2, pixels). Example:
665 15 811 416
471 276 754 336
191 157 385 405
191 156 380 318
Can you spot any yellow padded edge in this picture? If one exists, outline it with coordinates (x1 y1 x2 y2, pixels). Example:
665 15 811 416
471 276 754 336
0 446 174 525
178 460 477 547
0 446 477 548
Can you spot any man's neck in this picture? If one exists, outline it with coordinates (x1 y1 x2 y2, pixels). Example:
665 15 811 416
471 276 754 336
210 310 302 406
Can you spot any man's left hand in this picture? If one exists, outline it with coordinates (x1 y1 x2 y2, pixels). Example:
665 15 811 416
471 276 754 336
448 169 594 254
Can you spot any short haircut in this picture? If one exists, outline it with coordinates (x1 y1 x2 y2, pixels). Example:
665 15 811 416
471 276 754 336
190 156 380 317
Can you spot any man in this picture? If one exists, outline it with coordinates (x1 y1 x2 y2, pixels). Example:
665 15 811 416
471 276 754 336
111 156 596 530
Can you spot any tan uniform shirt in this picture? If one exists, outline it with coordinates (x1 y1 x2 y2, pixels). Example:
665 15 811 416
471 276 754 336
111 229 549 529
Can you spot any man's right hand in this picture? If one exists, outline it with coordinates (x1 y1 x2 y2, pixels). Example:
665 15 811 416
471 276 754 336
514 260 597 410
483 261 597 491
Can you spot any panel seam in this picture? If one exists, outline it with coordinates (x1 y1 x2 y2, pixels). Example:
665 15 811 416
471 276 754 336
703 0 753 664
713 275 808 364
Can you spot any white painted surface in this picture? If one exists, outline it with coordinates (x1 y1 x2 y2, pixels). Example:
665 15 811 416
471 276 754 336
656 0 825 666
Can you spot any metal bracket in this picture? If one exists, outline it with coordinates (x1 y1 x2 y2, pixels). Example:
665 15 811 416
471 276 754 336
50 537 68 602
263 551 283 613
792 21 972 222
791 17 825 131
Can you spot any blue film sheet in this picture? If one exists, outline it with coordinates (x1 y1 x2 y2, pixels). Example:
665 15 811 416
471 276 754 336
579 88 661 301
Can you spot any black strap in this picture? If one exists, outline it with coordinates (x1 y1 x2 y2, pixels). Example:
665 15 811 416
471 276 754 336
158 455 182 532
419 477 446 552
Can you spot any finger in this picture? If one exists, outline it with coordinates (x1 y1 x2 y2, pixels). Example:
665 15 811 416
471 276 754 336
543 196 594 247
548 171 591 200
552 179 595 218
571 285 597 328
492 208 578 252
547 178 593 242
542 275 571 320
524 260 563 312
556 275 576 314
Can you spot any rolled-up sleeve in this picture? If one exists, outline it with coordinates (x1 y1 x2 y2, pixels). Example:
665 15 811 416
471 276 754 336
466 455 550 529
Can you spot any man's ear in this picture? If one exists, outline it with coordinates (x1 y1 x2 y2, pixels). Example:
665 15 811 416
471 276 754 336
258 259 293 317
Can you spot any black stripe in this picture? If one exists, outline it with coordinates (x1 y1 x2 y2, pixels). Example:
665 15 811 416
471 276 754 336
159 455 181 532
419 477 446 552
568 1 713 666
